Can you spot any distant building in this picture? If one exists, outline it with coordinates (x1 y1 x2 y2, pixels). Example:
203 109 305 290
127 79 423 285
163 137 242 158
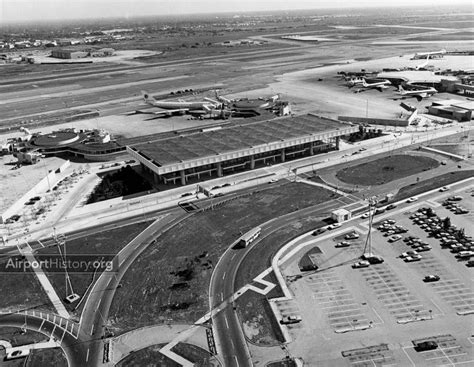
51 49 88 59
427 99 473 122
331 209 351 223
89 48 114 57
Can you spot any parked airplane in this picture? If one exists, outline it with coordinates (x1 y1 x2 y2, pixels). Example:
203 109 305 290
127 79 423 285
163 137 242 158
132 91 222 117
414 55 431 70
411 49 446 60
350 78 391 92
215 91 281 110
397 85 437 101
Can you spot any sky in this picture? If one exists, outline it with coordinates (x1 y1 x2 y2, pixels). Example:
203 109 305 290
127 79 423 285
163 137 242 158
1 0 473 22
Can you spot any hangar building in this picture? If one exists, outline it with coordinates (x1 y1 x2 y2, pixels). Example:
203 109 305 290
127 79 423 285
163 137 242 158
127 114 358 186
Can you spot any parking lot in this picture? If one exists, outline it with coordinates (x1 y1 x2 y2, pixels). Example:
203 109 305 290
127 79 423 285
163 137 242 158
280 180 474 366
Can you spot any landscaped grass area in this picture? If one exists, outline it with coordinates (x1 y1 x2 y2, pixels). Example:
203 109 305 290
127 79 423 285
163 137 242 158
116 344 179 367
35 220 153 313
394 170 474 201
171 343 214 367
26 348 67 367
0 267 53 313
108 182 335 333
0 327 47 347
336 154 439 186
237 272 285 346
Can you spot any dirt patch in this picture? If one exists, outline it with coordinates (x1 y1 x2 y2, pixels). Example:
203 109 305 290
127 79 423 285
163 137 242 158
26 348 67 367
336 154 440 186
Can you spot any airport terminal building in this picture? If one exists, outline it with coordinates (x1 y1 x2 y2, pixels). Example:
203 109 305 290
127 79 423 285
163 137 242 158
127 114 358 185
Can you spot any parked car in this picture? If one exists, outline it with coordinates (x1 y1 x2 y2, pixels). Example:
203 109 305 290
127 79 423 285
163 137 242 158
280 315 302 324
423 275 440 282
345 232 359 240
328 223 342 230
352 260 370 268
406 197 418 203
401 251 418 258
335 241 351 248
388 235 402 242
404 255 422 262
386 204 397 210
361 213 370 219
439 186 449 192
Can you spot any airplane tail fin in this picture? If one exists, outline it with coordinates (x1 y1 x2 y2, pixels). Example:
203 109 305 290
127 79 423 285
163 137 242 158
141 91 152 104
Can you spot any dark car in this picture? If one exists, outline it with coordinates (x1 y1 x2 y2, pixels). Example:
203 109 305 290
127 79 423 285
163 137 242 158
312 228 327 236
415 341 438 352
386 204 397 210
423 275 440 282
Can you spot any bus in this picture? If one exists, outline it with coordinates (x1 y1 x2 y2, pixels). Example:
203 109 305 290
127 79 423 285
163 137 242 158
238 227 262 248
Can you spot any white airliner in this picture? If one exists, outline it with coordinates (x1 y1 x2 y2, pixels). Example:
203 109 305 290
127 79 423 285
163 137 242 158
351 78 391 93
137 91 221 117
411 49 446 60
397 85 437 101
415 55 431 70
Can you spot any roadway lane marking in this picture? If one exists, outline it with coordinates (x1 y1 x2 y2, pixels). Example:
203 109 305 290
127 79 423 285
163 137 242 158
231 253 236 260
39 319 45 332
86 348 90 362
222 272 226 280
234 355 240 366
90 323 95 335
220 293 224 302
96 299 101 311
225 316 229 329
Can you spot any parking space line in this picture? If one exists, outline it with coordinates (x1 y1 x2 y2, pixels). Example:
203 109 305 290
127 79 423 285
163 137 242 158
402 347 416 367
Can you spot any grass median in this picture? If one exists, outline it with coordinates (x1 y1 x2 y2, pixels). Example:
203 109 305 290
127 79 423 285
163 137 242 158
108 182 336 333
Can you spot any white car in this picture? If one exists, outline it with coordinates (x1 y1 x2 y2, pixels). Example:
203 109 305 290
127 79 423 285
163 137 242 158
328 223 342 230
335 241 351 248
388 235 402 242
361 213 370 219
439 186 449 192
352 260 370 268
404 254 422 262
400 250 418 258
345 232 360 240
280 315 302 324
406 197 418 203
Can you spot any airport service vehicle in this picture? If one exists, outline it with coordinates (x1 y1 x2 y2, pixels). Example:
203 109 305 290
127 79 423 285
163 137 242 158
406 197 418 203
388 235 402 242
280 315 302 325
328 223 342 230
404 255 422 262
312 228 327 236
335 241 351 248
237 227 262 248
423 275 440 282
439 186 449 192
352 260 370 268
345 232 359 240
5 349 30 360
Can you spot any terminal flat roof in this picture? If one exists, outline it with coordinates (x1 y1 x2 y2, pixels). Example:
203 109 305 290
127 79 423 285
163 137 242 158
377 71 458 83
130 114 350 167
